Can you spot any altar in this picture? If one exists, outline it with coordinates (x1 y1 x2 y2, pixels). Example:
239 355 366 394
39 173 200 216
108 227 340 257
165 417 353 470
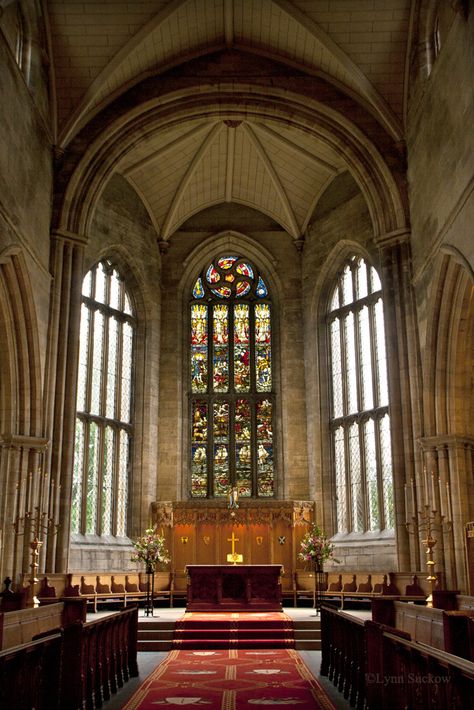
185 564 283 611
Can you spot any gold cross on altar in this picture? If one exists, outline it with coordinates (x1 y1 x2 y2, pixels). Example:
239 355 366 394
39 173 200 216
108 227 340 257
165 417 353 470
227 532 239 555
226 532 243 564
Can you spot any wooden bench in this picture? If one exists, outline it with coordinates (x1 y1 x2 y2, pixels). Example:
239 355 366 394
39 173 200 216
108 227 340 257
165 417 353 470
321 602 474 710
0 605 138 709
31 571 175 611
293 571 428 609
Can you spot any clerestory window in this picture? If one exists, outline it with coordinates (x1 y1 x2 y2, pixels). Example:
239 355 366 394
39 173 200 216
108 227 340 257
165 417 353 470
190 256 274 498
71 260 135 536
328 256 394 533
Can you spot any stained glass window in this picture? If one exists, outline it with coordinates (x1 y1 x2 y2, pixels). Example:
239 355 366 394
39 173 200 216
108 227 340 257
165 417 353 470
190 256 274 498
71 260 135 537
328 256 394 533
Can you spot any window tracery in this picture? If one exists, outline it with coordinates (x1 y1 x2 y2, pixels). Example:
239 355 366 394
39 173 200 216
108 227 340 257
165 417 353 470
190 256 274 498
328 256 394 533
71 260 135 536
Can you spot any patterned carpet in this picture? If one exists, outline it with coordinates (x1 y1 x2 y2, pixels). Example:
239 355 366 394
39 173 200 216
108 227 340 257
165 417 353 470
123 648 337 709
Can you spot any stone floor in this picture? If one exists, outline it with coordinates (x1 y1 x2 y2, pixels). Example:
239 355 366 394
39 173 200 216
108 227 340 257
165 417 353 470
98 606 354 709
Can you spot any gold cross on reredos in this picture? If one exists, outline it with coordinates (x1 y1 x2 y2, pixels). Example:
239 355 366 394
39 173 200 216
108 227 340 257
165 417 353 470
227 532 239 556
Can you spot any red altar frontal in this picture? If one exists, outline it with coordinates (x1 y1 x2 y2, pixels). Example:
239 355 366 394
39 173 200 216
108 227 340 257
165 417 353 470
185 564 283 611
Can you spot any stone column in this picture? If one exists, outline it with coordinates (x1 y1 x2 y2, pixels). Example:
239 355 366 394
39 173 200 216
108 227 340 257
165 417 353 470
446 436 474 592
374 229 421 572
0 435 48 586
44 230 86 572
418 435 474 591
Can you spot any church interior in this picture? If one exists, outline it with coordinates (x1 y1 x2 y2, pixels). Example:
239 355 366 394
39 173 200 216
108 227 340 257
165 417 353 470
0 0 473 707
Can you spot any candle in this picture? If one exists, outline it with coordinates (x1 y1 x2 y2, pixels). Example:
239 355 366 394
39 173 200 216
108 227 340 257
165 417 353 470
439 479 446 519
14 481 20 526
39 469 45 517
446 481 452 522
404 483 409 523
431 471 437 511
49 478 55 521
423 466 429 500
26 472 33 513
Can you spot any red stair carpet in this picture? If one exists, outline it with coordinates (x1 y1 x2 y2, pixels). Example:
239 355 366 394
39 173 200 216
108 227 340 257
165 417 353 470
123 648 337 709
172 612 295 650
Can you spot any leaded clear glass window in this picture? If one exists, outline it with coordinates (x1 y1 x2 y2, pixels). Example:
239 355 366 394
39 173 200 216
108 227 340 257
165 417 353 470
190 256 274 498
71 260 135 536
328 256 394 533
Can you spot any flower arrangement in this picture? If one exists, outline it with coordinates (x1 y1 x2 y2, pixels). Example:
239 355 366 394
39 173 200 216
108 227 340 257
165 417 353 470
131 527 170 572
298 524 339 568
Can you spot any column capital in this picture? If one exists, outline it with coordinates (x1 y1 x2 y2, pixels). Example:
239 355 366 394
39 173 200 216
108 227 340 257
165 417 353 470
418 435 474 452
374 228 411 248
0 435 49 451
51 229 88 247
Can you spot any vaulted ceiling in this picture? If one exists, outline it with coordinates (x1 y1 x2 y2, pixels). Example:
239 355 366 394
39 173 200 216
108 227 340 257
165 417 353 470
47 0 412 240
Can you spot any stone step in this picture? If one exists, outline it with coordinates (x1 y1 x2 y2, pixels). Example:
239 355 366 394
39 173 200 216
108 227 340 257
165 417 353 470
294 628 321 640
137 617 321 652
294 638 321 651
138 628 174 640
138 638 173 652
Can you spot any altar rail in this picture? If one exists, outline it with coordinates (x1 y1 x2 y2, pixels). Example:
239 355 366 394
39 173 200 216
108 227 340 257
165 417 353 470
321 602 474 709
0 605 138 709
22 571 174 611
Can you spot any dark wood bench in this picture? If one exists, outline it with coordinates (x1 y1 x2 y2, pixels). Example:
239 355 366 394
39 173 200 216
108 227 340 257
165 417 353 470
32 571 175 611
293 571 427 609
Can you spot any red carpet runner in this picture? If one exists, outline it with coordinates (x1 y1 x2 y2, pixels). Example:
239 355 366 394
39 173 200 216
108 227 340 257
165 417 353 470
173 612 295 649
123 648 337 709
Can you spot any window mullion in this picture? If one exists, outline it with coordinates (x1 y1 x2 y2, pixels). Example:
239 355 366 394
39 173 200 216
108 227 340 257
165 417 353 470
112 425 119 536
96 424 106 535
369 298 380 408
343 425 352 532
353 306 368 529
80 420 90 534
373 415 385 529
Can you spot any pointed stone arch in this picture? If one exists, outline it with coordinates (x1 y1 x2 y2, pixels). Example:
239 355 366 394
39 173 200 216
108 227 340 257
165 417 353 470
0 247 43 437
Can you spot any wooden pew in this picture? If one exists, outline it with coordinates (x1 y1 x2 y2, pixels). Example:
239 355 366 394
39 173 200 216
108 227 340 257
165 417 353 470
372 596 474 661
0 600 86 650
0 604 138 709
293 571 428 609
30 570 175 610
320 602 474 710
0 633 62 709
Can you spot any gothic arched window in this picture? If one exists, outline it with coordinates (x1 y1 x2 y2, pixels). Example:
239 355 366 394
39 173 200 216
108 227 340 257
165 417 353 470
71 260 135 536
328 256 394 533
190 256 274 498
